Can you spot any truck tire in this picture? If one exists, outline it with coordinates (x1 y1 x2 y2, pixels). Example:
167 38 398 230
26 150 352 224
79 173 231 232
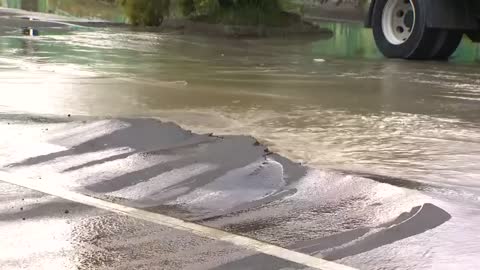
372 0 441 59
431 31 463 60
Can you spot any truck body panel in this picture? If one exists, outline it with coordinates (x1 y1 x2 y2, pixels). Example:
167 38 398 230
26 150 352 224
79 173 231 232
366 0 480 31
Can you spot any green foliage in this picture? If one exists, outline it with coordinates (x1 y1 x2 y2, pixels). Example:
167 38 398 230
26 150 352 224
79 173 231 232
180 0 196 16
119 0 301 27
215 0 290 26
119 0 170 26
192 0 220 16
189 0 299 26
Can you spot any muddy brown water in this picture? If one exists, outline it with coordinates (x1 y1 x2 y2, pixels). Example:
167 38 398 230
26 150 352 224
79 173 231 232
1 10 480 270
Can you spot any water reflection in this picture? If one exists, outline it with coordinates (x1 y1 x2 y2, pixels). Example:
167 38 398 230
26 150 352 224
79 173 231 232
3 0 480 62
314 23 380 59
317 22 480 62
2 26 480 192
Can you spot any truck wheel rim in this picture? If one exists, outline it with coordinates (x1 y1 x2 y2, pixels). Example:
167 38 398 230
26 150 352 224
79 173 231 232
382 0 416 45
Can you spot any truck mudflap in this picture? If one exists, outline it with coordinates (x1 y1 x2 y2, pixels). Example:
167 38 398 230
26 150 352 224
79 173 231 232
425 0 477 30
365 0 376 28
467 31 480 42
366 0 479 31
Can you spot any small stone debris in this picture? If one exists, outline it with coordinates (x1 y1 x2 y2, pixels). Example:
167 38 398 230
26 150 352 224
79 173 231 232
21 27 39 36
253 141 260 146
22 218 26 221
20 16 35 21
67 114 71 118
64 210 70 214
20 207 24 211
208 133 224 139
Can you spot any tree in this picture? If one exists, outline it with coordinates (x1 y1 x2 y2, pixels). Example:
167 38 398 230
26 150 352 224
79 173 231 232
120 0 298 27
119 0 170 26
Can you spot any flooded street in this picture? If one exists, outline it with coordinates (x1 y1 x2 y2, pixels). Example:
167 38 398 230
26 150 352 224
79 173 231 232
1 6 480 270
3 24 480 190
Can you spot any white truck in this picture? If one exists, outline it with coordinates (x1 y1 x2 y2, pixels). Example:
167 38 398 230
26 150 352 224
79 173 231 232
365 0 480 59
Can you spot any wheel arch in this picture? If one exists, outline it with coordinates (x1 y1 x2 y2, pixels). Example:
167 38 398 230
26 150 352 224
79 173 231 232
365 0 478 31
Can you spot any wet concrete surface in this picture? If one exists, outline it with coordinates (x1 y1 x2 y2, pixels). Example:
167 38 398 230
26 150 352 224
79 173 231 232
0 117 470 270
1 7 480 270
1 181 321 270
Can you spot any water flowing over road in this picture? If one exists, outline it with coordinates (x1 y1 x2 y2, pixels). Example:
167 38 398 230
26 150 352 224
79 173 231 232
1 7 480 270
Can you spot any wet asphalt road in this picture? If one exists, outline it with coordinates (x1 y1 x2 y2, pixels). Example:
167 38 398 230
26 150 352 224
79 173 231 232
1 181 314 270
2 7 480 270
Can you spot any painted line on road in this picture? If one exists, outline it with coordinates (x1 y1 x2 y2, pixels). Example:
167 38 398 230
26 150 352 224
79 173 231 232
0 173 356 270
